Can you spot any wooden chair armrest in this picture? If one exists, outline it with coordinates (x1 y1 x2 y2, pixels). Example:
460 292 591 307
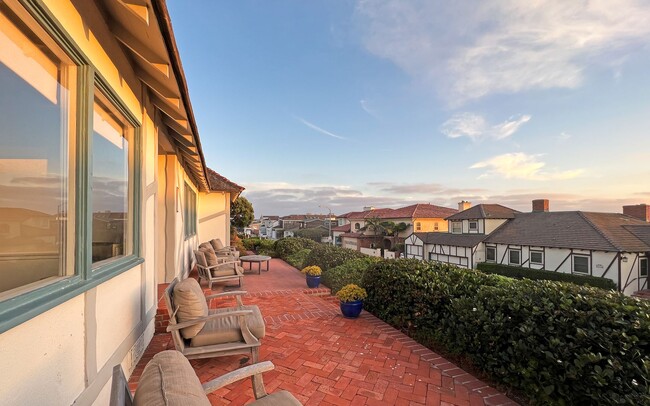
202 361 275 394
205 291 247 299
214 260 239 267
166 310 253 332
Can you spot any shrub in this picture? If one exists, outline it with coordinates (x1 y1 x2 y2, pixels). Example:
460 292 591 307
285 248 311 269
274 237 317 259
301 265 322 276
477 262 617 290
336 284 367 302
303 245 366 272
362 259 650 405
321 257 382 294
242 237 262 251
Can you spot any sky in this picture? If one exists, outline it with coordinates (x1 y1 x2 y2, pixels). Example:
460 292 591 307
167 0 650 217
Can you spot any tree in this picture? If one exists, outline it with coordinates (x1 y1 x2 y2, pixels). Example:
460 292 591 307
231 196 254 228
380 221 408 250
294 227 329 242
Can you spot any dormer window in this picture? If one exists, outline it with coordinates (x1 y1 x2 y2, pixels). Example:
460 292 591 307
451 222 462 233
469 221 478 231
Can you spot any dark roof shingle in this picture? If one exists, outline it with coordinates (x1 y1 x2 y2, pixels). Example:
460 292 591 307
412 232 487 247
446 204 519 220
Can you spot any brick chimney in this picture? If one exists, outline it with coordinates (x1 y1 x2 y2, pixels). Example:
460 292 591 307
623 204 650 222
532 199 549 212
458 201 471 212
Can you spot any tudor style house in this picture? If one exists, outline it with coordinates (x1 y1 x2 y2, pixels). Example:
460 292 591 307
405 200 650 295
338 203 458 252
0 1 239 404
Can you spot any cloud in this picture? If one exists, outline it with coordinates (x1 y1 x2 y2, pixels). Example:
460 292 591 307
441 113 531 141
360 99 379 118
295 116 347 140
356 0 650 104
470 153 584 181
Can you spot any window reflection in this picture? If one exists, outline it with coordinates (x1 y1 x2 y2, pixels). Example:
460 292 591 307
0 4 74 296
91 92 132 264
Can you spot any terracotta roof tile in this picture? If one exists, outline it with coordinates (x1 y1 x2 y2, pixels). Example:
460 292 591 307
344 204 457 220
331 224 351 232
206 168 244 197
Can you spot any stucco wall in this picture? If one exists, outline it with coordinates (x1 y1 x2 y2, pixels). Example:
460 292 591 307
198 192 230 246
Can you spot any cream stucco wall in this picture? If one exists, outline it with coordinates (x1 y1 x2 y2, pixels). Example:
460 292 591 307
198 191 231 246
413 217 448 233
0 1 203 404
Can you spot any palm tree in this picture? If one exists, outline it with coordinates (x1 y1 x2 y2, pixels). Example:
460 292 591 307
363 216 387 249
379 221 408 250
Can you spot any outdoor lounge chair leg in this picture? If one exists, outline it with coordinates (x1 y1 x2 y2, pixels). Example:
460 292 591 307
251 372 268 399
251 346 259 363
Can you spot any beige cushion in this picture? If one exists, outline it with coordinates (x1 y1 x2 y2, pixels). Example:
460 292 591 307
190 306 265 347
211 238 225 250
212 266 238 278
133 350 210 406
194 250 208 268
173 278 208 339
199 242 213 251
250 391 302 406
199 246 219 266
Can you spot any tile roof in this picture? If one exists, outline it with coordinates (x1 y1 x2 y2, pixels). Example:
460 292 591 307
331 224 351 232
412 232 487 247
446 204 519 220
282 214 333 220
206 168 244 198
345 204 457 220
485 211 650 252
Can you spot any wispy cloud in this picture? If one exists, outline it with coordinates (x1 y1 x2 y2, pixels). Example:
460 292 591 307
360 99 379 118
440 113 531 141
356 0 650 104
296 116 347 140
470 153 584 181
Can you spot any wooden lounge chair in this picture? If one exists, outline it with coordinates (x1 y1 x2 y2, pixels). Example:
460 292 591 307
110 350 301 405
210 238 240 259
194 249 243 289
163 278 264 363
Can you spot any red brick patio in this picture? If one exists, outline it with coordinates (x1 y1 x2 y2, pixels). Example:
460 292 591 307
133 258 518 405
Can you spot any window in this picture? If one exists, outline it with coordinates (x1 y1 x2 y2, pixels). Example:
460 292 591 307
451 222 462 233
434 222 439 231
508 249 521 265
573 255 589 274
406 244 423 256
91 90 133 264
640 258 648 277
469 221 478 231
0 3 76 297
184 183 197 238
486 247 496 262
530 251 544 265
354 223 360 230
416 222 421 231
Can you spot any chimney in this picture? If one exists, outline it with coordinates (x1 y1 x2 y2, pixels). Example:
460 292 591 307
363 206 375 211
532 199 549 212
623 204 650 222
457 201 471 212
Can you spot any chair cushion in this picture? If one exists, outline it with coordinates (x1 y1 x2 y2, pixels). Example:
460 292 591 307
194 250 208 268
249 391 303 406
190 305 265 347
133 350 210 406
173 278 209 339
199 246 219 266
211 238 225 250
212 266 238 278
199 242 213 251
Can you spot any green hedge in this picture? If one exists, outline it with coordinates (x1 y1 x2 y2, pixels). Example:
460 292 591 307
303 244 366 272
274 237 317 260
362 259 650 405
477 262 617 290
285 248 311 269
321 257 383 294
241 238 276 256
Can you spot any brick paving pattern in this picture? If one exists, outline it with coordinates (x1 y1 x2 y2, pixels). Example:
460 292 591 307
134 257 518 405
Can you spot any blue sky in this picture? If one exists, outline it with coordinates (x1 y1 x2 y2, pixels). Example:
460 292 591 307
168 0 650 217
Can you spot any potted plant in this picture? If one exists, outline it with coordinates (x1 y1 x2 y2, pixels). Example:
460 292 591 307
336 284 367 318
301 265 322 288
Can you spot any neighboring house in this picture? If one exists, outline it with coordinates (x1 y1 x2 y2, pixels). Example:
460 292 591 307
405 203 519 269
267 214 337 240
259 215 280 239
406 200 650 295
332 223 351 246
198 168 244 245
339 203 458 251
0 1 237 404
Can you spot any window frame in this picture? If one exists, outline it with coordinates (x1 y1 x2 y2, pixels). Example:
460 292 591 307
415 222 421 231
572 254 590 275
640 257 648 278
184 182 197 238
451 221 462 234
486 246 496 262
508 249 521 266
530 250 544 265
468 221 478 232
0 0 143 333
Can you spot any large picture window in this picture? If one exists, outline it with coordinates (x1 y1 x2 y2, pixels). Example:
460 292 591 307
91 90 133 264
0 4 76 298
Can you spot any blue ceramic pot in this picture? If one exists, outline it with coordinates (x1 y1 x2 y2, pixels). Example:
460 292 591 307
340 300 363 318
306 275 320 288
